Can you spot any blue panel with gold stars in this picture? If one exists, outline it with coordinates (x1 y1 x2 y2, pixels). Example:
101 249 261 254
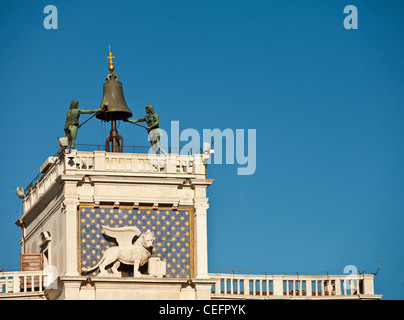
79 206 194 278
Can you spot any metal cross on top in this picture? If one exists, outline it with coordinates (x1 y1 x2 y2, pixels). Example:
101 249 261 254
107 45 115 73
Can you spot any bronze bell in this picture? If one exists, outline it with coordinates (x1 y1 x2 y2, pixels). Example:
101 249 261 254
97 73 133 121
97 47 134 153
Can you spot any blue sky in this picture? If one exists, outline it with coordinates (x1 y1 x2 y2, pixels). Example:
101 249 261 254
0 0 403 299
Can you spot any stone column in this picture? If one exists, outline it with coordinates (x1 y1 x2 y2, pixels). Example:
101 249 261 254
93 151 106 171
362 274 375 295
62 197 80 276
193 199 210 279
273 275 284 296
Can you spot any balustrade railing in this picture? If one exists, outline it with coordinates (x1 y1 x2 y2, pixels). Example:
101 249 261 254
1 269 379 299
23 150 206 214
209 273 378 299
0 270 48 295
68 151 203 175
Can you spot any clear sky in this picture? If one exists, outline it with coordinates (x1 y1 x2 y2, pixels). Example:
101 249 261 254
0 0 403 299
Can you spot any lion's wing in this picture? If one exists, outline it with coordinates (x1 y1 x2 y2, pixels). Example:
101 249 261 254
102 225 142 247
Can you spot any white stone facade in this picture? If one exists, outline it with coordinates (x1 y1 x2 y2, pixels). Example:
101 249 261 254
0 150 382 300
12 150 214 299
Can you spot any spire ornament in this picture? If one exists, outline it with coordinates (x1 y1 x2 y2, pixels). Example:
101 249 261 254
107 45 115 74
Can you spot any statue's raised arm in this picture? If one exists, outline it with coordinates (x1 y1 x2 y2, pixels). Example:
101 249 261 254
64 100 106 149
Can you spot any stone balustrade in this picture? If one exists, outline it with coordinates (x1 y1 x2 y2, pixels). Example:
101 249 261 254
210 273 382 300
68 150 204 175
23 150 206 213
0 269 381 300
0 270 48 298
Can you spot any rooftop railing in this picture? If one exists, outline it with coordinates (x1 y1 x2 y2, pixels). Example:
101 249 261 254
0 270 48 297
22 149 207 214
209 272 381 299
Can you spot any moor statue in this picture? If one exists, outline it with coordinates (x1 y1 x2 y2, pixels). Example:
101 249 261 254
125 104 166 154
64 99 105 149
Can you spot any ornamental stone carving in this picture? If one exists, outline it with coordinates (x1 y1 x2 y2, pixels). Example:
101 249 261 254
81 225 165 278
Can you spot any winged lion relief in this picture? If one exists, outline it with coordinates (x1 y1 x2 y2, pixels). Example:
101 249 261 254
82 225 165 278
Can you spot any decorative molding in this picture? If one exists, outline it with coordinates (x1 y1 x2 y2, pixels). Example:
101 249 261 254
61 197 80 215
172 201 180 211
193 199 209 210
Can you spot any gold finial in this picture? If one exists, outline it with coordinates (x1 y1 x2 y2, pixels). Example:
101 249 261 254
107 45 115 73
